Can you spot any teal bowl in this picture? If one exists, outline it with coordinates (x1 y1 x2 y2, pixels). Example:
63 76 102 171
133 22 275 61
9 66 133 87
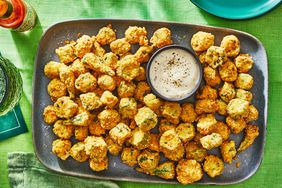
191 0 281 20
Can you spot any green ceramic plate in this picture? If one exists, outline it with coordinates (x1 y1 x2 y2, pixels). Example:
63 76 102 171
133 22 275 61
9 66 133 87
191 0 281 19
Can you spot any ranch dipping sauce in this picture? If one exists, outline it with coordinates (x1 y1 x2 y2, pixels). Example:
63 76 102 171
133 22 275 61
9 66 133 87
148 46 201 100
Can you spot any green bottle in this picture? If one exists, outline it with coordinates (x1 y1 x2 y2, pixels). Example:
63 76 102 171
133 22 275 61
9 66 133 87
0 53 22 116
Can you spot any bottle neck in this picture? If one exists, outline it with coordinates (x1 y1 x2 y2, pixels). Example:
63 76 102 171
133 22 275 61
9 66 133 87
0 1 13 18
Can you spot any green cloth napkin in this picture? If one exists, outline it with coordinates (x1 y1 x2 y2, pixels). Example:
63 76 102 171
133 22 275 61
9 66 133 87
7 152 119 188
0 105 28 141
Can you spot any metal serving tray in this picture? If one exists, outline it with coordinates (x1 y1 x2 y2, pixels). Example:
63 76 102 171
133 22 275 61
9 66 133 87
32 19 268 185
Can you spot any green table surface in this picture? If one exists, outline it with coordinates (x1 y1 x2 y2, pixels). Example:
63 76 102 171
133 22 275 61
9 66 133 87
0 0 281 187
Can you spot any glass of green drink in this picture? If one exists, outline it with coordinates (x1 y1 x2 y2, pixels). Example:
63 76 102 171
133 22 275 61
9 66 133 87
0 53 23 116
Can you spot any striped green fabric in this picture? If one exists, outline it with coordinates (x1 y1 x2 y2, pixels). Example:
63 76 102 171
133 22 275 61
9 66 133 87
8 152 119 188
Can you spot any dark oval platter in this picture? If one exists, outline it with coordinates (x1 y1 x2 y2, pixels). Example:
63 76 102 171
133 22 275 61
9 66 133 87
32 19 268 185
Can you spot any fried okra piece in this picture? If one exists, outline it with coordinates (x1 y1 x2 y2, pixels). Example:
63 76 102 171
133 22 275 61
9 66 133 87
104 135 122 156
137 150 160 171
219 61 238 82
134 82 151 102
119 98 137 119
59 65 76 98
236 89 253 102
70 59 88 78
235 54 254 73
158 119 176 133
185 141 207 162
109 123 131 145
54 96 78 119
220 35 240 57
176 123 195 143
92 40 106 57
44 61 63 79
70 142 89 162
219 82 236 103
97 75 116 91
200 133 223 150
130 128 151 150
195 99 219 114
47 79 67 101
121 147 140 166
150 27 172 48
125 26 148 45
89 157 108 171
80 92 102 111
74 35 93 58
212 121 230 141
197 114 217 135
43 105 58 124
55 43 76 64
72 111 90 126
238 125 259 152
196 85 218 100
245 105 259 123
53 120 74 139
162 102 182 124
143 93 162 112
84 136 107 161
227 98 249 119
135 66 146 81
226 116 247 134
74 126 89 141
98 109 121 130
235 73 254 90
89 119 106 136
176 159 203 184
117 56 140 82
180 103 197 123
118 81 136 98
217 99 227 116
128 119 137 129
82 53 115 76
52 139 71 160
75 72 97 93
220 140 236 164
198 51 207 64
203 155 224 178
151 162 175 179
160 130 185 161
191 31 214 52
134 107 157 131
100 90 118 108
96 25 116 45
205 46 227 68
149 134 160 152
103 52 118 70
134 45 153 63
110 38 131 56
203 66 221 86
